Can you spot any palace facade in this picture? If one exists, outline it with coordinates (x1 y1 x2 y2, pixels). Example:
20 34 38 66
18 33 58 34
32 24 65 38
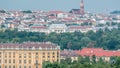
0 42 60 68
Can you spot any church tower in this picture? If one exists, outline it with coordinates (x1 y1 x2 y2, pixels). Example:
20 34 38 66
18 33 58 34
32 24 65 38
80 0 84 15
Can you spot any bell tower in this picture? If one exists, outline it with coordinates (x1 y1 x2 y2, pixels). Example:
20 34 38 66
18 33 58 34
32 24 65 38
80 0 84 15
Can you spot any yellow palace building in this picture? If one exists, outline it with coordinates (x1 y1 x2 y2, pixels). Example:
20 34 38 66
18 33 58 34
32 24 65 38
0 42 60 68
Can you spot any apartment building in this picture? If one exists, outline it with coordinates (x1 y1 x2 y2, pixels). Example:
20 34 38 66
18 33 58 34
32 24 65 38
0 42 60 68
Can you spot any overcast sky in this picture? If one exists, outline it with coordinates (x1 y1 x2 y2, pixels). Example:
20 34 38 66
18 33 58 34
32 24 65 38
0 0 120 13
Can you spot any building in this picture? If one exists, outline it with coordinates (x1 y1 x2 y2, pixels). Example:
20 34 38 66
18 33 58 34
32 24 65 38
80 0 84 15
48 11 67 18
68 25 95 33
49 23 67 33
60 50 78 62
75 48 120 62
69 9 80 15
69 0 85 15
0 42 60 68
29 23 48 33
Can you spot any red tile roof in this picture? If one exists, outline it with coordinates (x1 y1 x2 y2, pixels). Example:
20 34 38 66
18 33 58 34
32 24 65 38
75 48 120 57
48 11 64 14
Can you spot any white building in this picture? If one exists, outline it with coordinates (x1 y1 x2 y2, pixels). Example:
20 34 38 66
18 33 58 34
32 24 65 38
49 23 67 33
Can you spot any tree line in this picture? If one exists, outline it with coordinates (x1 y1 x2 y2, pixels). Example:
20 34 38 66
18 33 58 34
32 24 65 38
43 56 120 68
0 28 120 50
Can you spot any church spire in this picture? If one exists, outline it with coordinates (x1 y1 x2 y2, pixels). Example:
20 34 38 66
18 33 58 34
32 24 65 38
80 0 84 15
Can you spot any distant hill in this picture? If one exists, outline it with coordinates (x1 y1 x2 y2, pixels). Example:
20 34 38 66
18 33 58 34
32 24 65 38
110 10 120 14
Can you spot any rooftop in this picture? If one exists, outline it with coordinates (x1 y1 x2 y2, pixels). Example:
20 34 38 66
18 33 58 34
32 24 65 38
0 42 60 50
75 48 120 57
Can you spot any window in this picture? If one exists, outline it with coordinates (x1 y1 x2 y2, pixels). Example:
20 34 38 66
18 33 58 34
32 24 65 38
24 66 26 68
9 52 11 55
48 52 50 55
24 60 26 64
52 52 55 55
36 60 38 64
13 52 15 55
24 56 26 58
13 52 15 58
9 60 11 63
53 56 55 58
19 66 21 68
13 55 15 58
5 60 7 63
9 55 11 58
36 66 38 68
36 52 38 55
9 66 11 68
24 53 26 58
0 52 1 58
13 59 15 63
57 59 59 62
36 56 38 58
29 66 31 68
29 52 31 55
43 52 45 55
57 52 59 55
29 60 31 64
29 53 31 58
29 56 31 58
5 66 7 68
19 60 21 64
48 56 50 58
19 55 21 58
5 54 7 58
9 53 11 58
43 56 45 58
13 66 15 68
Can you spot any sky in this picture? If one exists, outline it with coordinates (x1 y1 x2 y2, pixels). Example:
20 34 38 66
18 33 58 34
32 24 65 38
0 0 120 13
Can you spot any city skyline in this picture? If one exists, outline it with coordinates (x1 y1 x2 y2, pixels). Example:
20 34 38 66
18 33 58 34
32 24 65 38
0 0 120 13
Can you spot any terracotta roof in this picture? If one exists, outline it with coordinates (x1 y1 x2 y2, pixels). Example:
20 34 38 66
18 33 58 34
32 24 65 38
75 48 120 57
48 11 64 14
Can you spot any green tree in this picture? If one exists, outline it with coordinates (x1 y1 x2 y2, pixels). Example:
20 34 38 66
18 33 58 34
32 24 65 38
80 37 91 48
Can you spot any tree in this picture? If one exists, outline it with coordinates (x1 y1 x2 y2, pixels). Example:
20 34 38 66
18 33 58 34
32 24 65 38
0 10 6 13
114 57 120 68
80 37 91 48
43 61 60 68
92 55 96 64
22 10 32 13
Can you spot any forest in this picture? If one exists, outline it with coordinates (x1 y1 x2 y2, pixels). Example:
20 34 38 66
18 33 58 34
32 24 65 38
0 28 120 50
